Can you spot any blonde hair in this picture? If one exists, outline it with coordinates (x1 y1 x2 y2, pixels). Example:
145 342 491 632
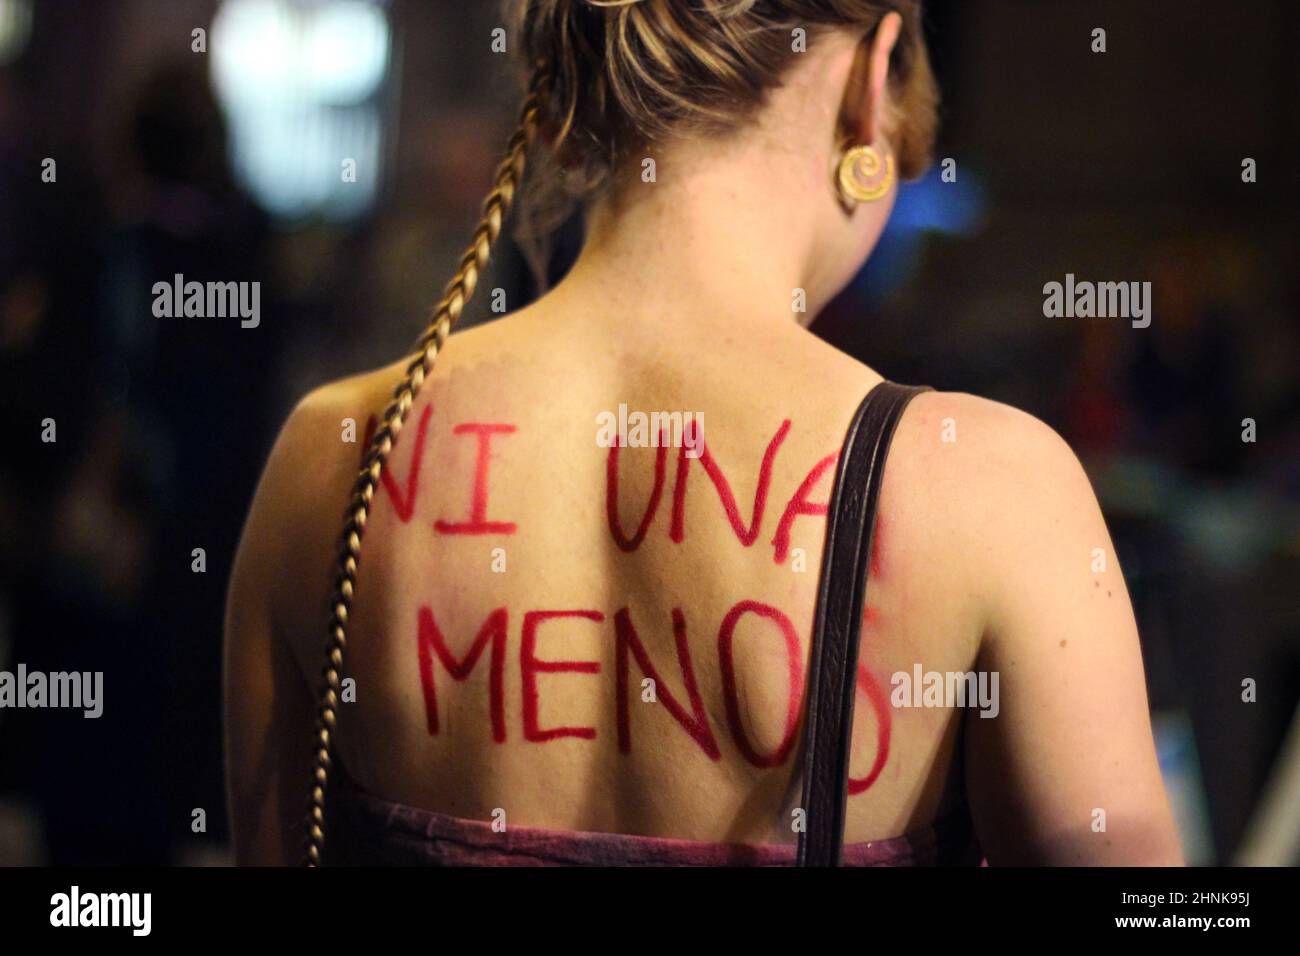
524 0 934 177
514 0 937 263
303 0 937 864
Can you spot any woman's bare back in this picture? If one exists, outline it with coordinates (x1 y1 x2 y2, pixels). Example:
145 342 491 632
229 288 1180 863
261 300 993 848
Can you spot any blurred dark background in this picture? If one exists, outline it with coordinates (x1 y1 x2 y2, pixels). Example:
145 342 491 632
0 0 1296 865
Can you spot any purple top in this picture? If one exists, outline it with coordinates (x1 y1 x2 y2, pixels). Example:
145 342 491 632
326 770 983 866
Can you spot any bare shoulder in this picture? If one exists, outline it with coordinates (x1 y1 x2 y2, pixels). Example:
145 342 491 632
888 388 1107 618
230 358 410 646
902 394 1179 863
897 389 1092 503
282 357 410 455
258 358 406 530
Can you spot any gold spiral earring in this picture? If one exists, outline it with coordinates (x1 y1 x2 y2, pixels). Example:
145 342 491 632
835 142 895 208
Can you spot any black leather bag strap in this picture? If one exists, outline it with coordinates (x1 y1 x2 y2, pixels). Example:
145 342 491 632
796 380 930 866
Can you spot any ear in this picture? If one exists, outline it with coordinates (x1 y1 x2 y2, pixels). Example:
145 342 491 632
840 12 904 147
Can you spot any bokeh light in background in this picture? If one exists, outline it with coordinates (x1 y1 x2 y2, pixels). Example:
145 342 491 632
210 0 391 220
857 165 987 299
0 0 32 67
